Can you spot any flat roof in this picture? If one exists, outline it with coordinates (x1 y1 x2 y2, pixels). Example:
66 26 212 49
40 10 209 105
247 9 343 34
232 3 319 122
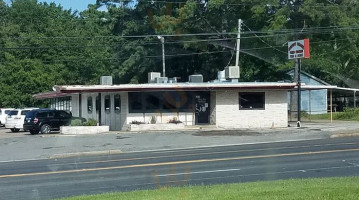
34 82 297 99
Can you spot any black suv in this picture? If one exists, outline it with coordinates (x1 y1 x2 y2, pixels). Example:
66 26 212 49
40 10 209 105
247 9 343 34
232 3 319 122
23 109 72 134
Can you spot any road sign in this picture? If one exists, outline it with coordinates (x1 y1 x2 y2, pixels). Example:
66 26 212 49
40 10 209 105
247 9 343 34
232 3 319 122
288 39 310 59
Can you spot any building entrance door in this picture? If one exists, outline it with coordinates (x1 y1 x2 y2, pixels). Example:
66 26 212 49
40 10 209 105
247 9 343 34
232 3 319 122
195 92 210 125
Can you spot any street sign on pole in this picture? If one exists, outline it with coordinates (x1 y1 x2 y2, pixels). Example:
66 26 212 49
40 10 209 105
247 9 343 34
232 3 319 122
288 38 310 128
288 39 310 59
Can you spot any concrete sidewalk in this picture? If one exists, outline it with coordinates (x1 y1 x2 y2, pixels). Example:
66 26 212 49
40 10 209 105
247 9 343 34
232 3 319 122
0 121 358 162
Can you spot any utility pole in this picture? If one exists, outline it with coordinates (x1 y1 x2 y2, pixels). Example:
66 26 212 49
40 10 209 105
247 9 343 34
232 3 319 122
297 58 301 127
157 36 166 77
235 19 242 67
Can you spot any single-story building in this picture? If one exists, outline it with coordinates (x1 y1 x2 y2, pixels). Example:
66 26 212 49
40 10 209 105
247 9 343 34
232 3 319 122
34 74 299 131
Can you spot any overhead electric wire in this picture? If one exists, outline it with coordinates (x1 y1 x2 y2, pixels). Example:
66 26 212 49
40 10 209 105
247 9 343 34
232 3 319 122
0 38 350 65
3 24 359 41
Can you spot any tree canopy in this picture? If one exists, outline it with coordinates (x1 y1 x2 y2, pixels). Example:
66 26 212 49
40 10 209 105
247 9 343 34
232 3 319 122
1 0 359 107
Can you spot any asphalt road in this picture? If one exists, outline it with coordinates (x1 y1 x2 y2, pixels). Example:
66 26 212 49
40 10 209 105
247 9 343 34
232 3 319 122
0 137 359 200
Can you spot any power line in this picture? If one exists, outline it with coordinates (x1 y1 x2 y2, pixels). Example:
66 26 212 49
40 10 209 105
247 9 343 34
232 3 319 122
3 25 358 41
0 38 350 65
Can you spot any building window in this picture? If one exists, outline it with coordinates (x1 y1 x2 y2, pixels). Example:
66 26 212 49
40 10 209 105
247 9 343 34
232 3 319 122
114 94 121 111
105 95 111 112
128 91 195 113
50 97 72 111
129 93 143 113
87 96 93 113
145 92 161 111
239 92 265 110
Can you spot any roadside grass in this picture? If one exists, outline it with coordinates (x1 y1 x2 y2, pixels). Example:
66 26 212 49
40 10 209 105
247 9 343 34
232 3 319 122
302 108 359 121
59 177 359 200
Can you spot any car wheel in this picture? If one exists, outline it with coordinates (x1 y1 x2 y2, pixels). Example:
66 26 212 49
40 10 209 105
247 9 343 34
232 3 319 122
40 124 51 134
30 130 39 135
10 128 20 133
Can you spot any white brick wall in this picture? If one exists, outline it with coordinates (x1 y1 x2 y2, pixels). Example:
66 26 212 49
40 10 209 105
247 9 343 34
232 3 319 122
216 90 288 128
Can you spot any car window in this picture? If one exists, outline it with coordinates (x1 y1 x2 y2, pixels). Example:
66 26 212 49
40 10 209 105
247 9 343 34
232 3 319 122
25 110 37 118
0 110 2 115
21 110 30 115
36 112 48 118
8 110 19 116
5 110 11 114
56 111 71 118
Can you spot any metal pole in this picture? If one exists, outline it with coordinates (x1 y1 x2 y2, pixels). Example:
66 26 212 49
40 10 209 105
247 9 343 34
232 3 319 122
297 58 301 127
354 91 356 108
330 89 333 123
235 19 242 67
309 90 311 121
161 37 166 77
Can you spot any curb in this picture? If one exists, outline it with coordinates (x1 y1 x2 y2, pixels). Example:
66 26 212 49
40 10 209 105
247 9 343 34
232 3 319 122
330 133 359 138
49 150 123 159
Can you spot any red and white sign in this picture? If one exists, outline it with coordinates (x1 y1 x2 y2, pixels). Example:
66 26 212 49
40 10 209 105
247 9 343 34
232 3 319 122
288 39 310 59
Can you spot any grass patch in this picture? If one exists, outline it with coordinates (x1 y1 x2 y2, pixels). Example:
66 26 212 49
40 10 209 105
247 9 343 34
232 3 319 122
302 108 359 121
58 177 359 200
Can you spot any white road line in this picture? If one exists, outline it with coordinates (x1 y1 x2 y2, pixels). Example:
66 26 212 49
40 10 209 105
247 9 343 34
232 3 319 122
157 168 242 177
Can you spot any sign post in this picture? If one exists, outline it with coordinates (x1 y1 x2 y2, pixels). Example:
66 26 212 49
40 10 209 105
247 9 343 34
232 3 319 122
288 39 310 127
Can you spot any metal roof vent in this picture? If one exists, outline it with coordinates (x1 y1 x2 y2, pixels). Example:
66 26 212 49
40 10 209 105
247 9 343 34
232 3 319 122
148 72 161 83
100 76 113 85
189 74 203 83
155 77 168 83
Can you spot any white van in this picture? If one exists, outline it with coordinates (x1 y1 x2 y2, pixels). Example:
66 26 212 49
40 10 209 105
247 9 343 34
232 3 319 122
5 108 38 132
0 108 14 127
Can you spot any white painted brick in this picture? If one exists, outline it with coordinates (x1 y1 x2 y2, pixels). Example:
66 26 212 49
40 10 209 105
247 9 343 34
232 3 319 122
215 90 288 128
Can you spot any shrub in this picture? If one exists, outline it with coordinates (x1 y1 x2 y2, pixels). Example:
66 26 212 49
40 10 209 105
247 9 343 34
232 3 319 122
168 117 182 124
130 120 145 125
83 118 98 126
71 119 83 126
150 116 157 124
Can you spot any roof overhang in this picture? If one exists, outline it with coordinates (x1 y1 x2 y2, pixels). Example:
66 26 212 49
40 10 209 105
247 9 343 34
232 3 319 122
33 91 75 100
34 82 297 100
56 82 297 93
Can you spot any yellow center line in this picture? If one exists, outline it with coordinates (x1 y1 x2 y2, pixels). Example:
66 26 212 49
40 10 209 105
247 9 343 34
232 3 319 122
1 148 359 179
50 142 359 166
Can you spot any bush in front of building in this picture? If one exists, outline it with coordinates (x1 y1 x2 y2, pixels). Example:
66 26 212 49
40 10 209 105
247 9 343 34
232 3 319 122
71 119 83 126
83 118 98 126
70 118 98 126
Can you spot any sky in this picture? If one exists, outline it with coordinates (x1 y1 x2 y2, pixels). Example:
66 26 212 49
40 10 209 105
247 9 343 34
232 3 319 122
38 0 97 11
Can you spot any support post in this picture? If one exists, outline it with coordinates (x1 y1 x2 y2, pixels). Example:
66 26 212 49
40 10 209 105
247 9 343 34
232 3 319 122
235 19 242 67
309 90 311 121
330 89 333 124
297 58 301 127
354 91 356 108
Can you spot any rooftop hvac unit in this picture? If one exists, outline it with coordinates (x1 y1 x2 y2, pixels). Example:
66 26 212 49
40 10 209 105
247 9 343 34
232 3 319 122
189 74 203 83
148 72 161 83
100 76 113 85
155 77 168 83
225 66 240 79
168 77 177 83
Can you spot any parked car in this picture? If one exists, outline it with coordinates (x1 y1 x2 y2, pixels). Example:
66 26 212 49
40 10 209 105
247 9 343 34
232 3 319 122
23 109 72 135
5 108 38 132
0 108 15 127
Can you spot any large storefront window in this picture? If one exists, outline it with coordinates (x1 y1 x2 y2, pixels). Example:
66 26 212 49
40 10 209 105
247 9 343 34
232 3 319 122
129 91 194 113
50 97 72 111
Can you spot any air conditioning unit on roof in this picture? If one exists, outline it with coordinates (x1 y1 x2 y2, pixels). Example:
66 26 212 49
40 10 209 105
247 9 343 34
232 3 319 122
189 74 203 83
148 72 161 83
155 77 168 83
225 66 240 79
